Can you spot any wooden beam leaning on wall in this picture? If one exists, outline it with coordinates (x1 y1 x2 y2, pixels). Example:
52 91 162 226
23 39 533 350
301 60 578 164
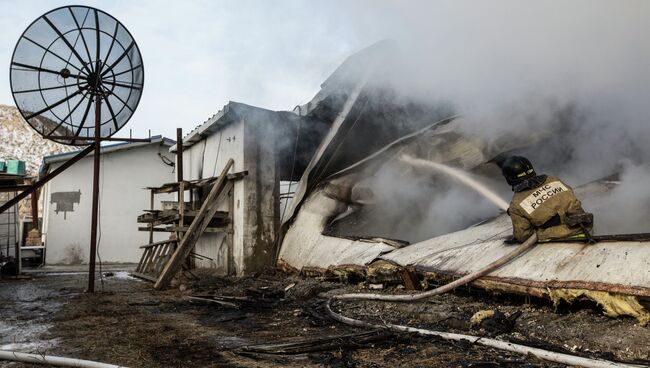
154 158 235 290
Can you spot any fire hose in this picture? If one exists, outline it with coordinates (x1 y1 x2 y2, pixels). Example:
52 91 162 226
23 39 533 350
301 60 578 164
324 233 644 368
0 350 126 368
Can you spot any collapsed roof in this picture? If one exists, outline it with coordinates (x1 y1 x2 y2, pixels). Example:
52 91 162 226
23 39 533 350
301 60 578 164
276 41 650 324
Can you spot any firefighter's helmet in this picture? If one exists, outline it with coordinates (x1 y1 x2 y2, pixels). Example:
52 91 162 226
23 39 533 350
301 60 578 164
501 156 536 186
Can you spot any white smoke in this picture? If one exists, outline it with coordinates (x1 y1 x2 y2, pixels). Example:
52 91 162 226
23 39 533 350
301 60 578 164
333 0 650 237
589 164 650 235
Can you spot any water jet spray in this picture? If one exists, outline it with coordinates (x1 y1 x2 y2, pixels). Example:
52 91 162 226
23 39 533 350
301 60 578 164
400 155 509 211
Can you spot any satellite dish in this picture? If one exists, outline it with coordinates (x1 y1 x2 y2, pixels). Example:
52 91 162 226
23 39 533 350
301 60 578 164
10 5 144 145
7 6 145 292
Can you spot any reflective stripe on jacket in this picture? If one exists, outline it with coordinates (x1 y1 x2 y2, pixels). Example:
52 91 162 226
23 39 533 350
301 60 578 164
508 175 586 242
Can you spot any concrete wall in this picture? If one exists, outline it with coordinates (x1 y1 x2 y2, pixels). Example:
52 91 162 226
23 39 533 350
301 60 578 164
183 121 246 274
182 116 281 275
242 118 279 273
42 144 175 264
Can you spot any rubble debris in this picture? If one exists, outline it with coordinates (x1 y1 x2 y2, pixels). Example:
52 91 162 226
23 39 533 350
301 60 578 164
3 272 650 366
548 289 650 327
366 260 402 285
470 309 522 336
186 295 240 309
187 292 281 310
471 309 497 325
400 267 421 291
236 330 400 355
1 260 17 275
245 285 286 299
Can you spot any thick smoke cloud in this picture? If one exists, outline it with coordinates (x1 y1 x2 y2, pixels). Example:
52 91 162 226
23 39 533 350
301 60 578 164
331 0 650 237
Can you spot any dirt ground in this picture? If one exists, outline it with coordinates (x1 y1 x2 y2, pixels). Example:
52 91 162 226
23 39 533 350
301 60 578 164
1 270 649 368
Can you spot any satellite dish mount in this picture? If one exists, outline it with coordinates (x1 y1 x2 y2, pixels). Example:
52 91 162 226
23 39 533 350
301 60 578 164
7 6 146 292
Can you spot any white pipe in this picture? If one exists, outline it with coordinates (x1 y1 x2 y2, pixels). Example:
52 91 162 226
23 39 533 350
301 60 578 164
325 302 643 368
0 350 127 368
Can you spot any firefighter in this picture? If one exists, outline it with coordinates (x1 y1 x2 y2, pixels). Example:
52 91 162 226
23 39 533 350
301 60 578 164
500 156 593 243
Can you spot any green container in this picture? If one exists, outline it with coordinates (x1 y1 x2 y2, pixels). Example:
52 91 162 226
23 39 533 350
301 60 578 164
0 161 5 172
6 160 26 176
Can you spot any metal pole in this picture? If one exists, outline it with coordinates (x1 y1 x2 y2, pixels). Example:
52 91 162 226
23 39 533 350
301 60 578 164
31 188 39 231
88 60 102 293
176 128 183 182
14 192 19 275
176 128 185 258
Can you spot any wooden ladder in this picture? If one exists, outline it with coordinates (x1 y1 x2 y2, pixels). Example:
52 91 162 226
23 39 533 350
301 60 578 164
153 158 235 289
132 239 178 282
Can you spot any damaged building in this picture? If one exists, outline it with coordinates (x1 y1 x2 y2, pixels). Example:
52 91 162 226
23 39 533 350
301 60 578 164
134 102 329 282
4 3 650 366
134 41 650 325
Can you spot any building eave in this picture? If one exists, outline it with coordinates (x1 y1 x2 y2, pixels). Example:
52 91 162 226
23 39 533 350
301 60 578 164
40 135 175 174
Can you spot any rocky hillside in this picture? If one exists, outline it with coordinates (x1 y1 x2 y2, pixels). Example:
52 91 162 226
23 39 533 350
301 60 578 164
0 104 76 175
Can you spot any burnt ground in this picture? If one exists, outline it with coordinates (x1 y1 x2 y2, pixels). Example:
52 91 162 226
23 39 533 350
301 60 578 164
1 270 649 368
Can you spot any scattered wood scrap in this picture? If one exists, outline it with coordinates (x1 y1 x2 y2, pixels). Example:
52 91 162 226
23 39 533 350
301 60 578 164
236 330 402 355
186 296 240 309
186 291 281 310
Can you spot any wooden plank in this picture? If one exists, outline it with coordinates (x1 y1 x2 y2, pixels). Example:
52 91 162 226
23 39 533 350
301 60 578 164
401 266 420 290
178 181 185 238
148 171 248 194
138 226 171 232
131 272 158 282
183 210 228 219
171 226 230 233
139 238 178 249
139 226 228 233
139 210 227 223
153 243 171 274
145 244 165 274
227 186 235 276
137 213 178 225
135 247 148 272
155 159 235 289
140 247 155 273
149 189 154 243
186 296 240 309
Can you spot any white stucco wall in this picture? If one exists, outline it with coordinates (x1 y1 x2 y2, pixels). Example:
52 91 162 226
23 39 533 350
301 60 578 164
42 143 175 264
183 121 246 273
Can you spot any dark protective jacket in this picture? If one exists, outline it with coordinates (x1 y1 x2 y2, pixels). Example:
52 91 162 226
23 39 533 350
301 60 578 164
508 175 586 242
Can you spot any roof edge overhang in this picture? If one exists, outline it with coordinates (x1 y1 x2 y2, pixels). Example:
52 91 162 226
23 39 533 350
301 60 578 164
41 135 175 171
170 101 300 153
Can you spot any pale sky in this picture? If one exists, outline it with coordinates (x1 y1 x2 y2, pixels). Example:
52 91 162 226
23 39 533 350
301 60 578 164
1 1 648 141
